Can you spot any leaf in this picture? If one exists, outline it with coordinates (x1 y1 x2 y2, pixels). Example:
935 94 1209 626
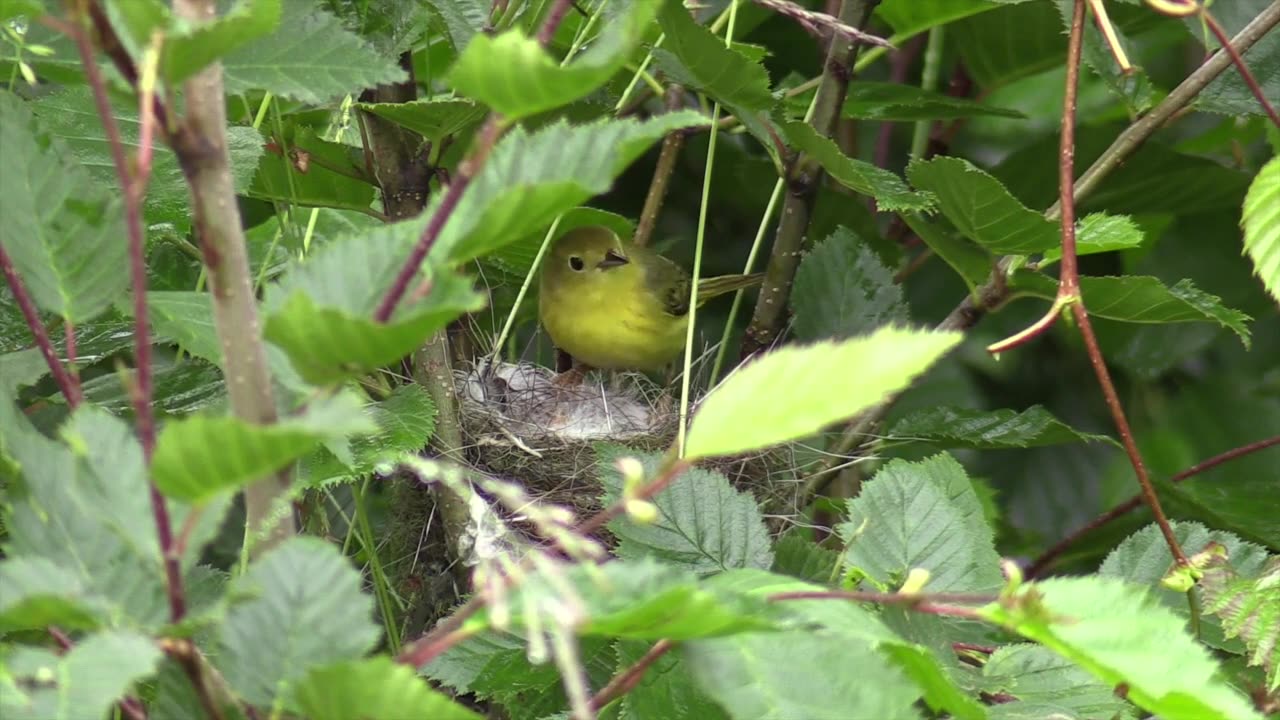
788 81 1026 122
1241 154 1280 304
424 0 488 51
1189 0 1280 119
0 91 128 323
982 643 1133 720
1010 272 1252 347
294 656 482 720
261 225 486 384
0 557 106 632
148 291 224 365
685 325 962 460
0 0 44 22
1200 555 1280 691
356 97 486 142
787 122 935 212
839 453 1004 594
769 530 839 584
301 383 436 485
216 537 380 708
613 640 728 720
448 0 660 119
595 444 773 574
879 642 987 720
0 348 48 394
907 156 1058 254
1042 213 1146 265
682 630 922 720
2 630 162 720
887 405 1117 449
982 577 1263 720
900 211 992 291
424 112 710 265
791 227 908 341
247 126 377 214
875 0 997 38
221 0 407 103
159 0 284 86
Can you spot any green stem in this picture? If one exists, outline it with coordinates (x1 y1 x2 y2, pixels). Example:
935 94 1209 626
354 477 403 649
910 26 945 160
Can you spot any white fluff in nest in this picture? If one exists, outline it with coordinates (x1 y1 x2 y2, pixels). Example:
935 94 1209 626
461 360 664 442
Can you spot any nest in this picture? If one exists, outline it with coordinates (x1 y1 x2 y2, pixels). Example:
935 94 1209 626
454 360 801 534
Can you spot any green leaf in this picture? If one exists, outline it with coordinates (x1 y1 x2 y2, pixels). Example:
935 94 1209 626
1010 272 1252 347
1189 0 1280 119
0 557 106 632
159 0 284 86
792 227 908 341
839 453 1003 594
448 0 660 119
0 0 44 22
880 642 987 720
682 630 922 720
982 577 1263 720
613 639 727 720
262 225 486 384
900 211 992 291
81 356 227 415
1201 555 1280 691
982 643 1133 720
0 91 128 323
876 0 997 38
294 656 482 720
248 128 377 215
1241 154 1280 305
685 325 962 460
787 122 935 212
425 112 710 265
423 0 488 51
152 390 376 502
484 206 636 277
0 348 48 394
907 156 1057 254
769 530 839 584
222 0 407 103
216 537 380 708
1042 213 1146 264
788 81 1025 122
148 291 224 365
595 444 773 574
356 97 486 142
887 405 1117 449
1 630 162 720
301 383 436 485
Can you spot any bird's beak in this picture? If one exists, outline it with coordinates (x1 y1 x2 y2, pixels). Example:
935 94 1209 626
597 249 630 269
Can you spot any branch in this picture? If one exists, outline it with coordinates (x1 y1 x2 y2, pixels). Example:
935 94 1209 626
741 0 880 358
1201 9 1280 128
633 86 687 247
588 640 675 711
0 244 82 407
751 0 892 48
1027 434 1280 577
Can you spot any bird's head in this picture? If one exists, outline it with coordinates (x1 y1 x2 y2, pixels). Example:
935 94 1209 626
544 226 632 286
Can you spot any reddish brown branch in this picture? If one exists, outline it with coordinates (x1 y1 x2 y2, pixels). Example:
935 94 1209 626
0 245 83 407
536 0 577 47
589 640 675 711
1027 435 1280 577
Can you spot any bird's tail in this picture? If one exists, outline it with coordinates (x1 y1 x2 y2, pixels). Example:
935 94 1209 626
694 272 765 306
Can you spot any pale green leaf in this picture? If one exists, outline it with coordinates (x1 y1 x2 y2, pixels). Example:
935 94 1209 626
163 0 284 85
614 640 728 720
356 97 486 142
2 631 162 720
595 444 774 574
907 155 1057 254
294 656 482 720
685 325 962 460
788 122 935 212
1241 154 1280 304
792 227 908 341
301 383 436 485
982 577 1263 720
0 557 106 632
1041 213 1146 265
217 537 380 708
887 405 1117 449
982 644 1133 720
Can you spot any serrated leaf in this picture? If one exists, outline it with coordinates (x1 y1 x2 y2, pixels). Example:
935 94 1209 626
448 0 659 119
262 223 486 384
152 390 376 502
880 642 986 720
1200 555 1280 691
769 530 839 583
294 656 482 720
887 405 1117 449
159 0 284 85
423 0 488 51
982 643 1133 720
1011 272 1252 347
614 639 728 720
907 156 1057 254
842 81 1026 121
1042 213 1146 265
216 537 380 708
357 97 486 142
301 383 436 485
788 122 935 212
792 227 908 341
0 557 106 632
839 453 1003 593
222 0 407 103
685 325 962 460
148 291 223 365
2 630 162 720
1188 1 1280 119
1241 154 1280 304
247 126 376 214
982 577 1263 720
0 91 128 323
0 348 48 394
595 444 773 574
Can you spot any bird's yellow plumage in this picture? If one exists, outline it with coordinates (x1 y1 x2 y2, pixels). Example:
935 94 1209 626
538 226 763 372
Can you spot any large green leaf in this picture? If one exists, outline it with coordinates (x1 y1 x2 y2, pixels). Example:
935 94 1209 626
887 405 1117 450
1 631 162 720
982 577 1262 720
1241 155 1279 304
1010 272 1252 346
0 91 128 323
907 156 1057 255
216 537 380 708
221 0 407 102
685 325 962 460
788 81 1026 122
356 98 486 142
788 122 936 212
0 557 106 632
448 0 660 119
248 126 377 214
791 227 908 341
839 453 1004 594
152 390 377 502
301 383 436 485
294 656 482 720
262 224 486 385
595 444 773 574
981 643 1133 720
1200 554 1280 692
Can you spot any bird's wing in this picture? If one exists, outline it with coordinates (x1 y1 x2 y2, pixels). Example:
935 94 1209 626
641 251 692 318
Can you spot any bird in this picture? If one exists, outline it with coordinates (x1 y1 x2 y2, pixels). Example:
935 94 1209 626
537 225 764 374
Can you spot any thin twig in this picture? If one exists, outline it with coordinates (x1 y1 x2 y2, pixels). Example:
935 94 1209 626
589 640 675 711
0 245 82 406
1201 9 1280 129
1027 434 1280 577
634 87 687 247
751 0 892 48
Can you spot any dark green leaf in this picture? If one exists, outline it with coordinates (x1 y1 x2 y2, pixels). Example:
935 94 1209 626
876 0 996 38
788 122 935 212
1189 0 1280 118
301 383 436 485
792 227 908 341
789 81 1026 121
356 98 486 142
613 639 727 720
907 156 1057 255
769 530 839 584
248 126 377 214
887 405 1117 449
294 656 482 720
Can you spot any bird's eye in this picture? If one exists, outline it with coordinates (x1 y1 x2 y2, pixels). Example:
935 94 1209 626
568 256 585 271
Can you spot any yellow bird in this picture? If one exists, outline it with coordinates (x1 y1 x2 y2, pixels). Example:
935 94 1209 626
538 225 764 372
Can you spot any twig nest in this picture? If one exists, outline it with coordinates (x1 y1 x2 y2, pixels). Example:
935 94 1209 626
455 360 800 530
